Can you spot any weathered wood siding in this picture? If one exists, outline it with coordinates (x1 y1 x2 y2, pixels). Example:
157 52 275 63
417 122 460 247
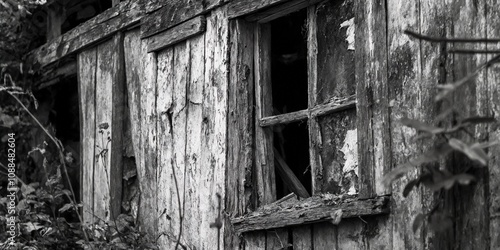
73 0 500 249
78 34 124 222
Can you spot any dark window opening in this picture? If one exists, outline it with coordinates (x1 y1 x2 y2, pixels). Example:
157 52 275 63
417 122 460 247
271 9 308 114
273 121 311 199
266 9 311 200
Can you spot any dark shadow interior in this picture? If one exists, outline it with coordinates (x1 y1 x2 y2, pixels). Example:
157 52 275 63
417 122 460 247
62 0 113 34
49 77 81 203
270 9 311 199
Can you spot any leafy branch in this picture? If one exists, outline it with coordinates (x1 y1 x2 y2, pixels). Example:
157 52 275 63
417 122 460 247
384 29 500 233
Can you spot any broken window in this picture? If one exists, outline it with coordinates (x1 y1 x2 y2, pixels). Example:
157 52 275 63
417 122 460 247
237 0 357 203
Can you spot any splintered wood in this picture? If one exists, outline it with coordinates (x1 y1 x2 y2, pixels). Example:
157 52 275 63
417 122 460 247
232 194 389 233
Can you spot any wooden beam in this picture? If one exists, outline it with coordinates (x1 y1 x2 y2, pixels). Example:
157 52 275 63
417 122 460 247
228 0 290 19
146 16 206 52
254 23 276 206
231 195 390 233
140 0 221 39
36 59 77 89
260 109 309 126
259 99 356 127
29 0 165 67
225 18 255 250
274 148 310 198
246 0 324 23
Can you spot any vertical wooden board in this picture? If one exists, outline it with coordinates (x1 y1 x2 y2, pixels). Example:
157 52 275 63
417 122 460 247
355 0 391 199
226 19 255 250
307 5 335 247
156 47 175 249
317 110 357 195
364 216 392 250
184 34 205 250
200 7 229 249
245 231 266 250
386 0 422 249
451 1 489 249
266 229 289 250
254 22 276 206
77 47 97 225
94 34 124 221
292 225 312 249
252 20 274 250
138 37 158 235
307 5 323 195
337 219 365 249
487 0 500 248
315 0 355 104
418 1 453 249
171 40 190 247
312 223 337 250
123 29 143 175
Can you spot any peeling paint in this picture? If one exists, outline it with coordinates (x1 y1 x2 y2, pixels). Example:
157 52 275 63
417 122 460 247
340 17 355 50
341 129 358 194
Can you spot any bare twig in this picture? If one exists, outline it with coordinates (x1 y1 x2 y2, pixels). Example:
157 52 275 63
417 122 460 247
405 30 500 43
448 49 500 54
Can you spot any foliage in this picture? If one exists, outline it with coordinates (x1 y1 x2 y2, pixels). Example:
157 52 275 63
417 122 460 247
0 0 46 62
384 31 500 234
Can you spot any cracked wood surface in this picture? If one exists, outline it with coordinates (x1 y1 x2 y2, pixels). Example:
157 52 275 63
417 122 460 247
231 195 390 234
31 0 165 67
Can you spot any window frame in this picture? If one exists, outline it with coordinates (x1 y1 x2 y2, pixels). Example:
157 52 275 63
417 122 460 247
227 0 390 234
251 4 357 205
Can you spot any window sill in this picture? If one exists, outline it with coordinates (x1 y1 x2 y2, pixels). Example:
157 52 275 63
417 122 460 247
230 194 390 234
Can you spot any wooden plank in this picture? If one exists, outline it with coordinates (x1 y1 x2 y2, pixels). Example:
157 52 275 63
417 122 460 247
77 47 97 225
259 99 356 127
228 0 290 19
316 0 355 103
317 110 357 194
246 0 324 23
266 229 289 249
184 33 206 250
138 34 158 235
226 18 255 250
274 148 310 198
306 5 331 247
123 29 143 224
146 16 207 52
140 0 221 39
354 0 391 247
337 219 365 249
356 0 389 199
254 23 276 206
312 223 337 250
170 40 190 247
231 195 390 233
123 28 143 192
451 1 489 249
244 231 266 250
156 47 175 248
199 8 229 249
93 33 124 221
386 0 422 249
418 1 452 249
292 225 312 249
30 0 165 67
37 59 77 89
487 1 500 249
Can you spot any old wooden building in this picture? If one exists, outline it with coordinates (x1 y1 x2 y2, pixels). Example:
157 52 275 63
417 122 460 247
29 0 500 249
